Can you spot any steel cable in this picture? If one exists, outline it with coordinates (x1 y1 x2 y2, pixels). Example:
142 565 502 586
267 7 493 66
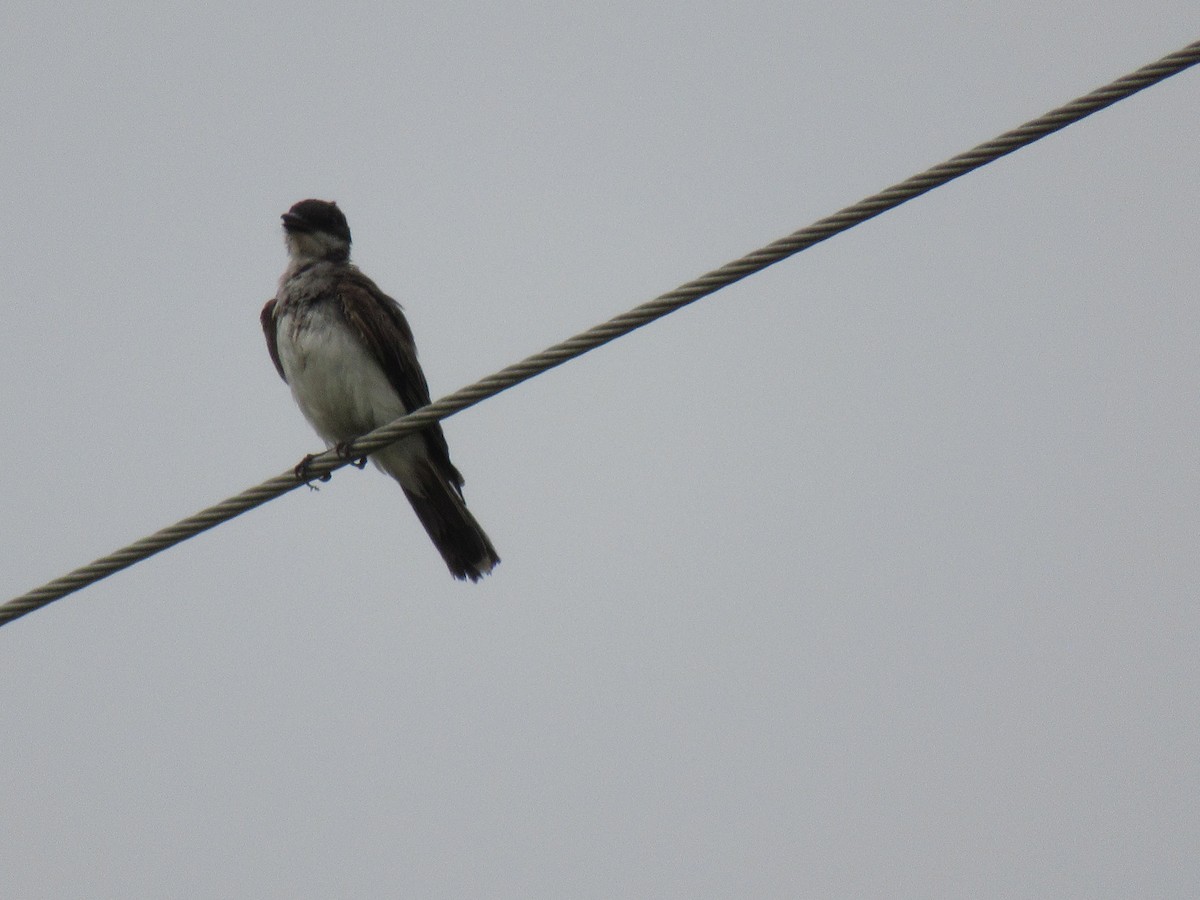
3 38 1198 628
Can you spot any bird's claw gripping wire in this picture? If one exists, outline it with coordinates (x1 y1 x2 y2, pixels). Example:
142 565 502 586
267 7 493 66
293 445 365 489
334 442 368 469
293 453 333 489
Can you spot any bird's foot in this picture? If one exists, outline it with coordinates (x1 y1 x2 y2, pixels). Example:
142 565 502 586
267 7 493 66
294 453 333 489
334 442 368 469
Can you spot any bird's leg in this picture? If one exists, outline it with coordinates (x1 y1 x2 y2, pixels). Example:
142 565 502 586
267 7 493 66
334 441 368 469
294 453 333 488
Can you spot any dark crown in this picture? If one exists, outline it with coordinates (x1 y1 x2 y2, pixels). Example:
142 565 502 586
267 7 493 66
281 199 352 245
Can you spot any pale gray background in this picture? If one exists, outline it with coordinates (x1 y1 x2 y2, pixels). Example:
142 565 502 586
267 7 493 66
2 3 1197 897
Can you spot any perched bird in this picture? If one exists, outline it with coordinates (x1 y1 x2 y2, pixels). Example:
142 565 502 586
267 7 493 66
261 199 499 581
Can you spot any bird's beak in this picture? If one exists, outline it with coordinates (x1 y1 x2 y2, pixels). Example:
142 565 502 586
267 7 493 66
281 211 308 232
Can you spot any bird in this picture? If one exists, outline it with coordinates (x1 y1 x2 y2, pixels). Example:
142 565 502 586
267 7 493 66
261 199 500 581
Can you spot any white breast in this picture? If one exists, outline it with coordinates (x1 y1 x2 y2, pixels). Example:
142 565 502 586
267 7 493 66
276 304 408 447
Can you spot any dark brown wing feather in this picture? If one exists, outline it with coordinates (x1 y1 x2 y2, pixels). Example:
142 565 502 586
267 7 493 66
337 273 465 491
260 299 287 381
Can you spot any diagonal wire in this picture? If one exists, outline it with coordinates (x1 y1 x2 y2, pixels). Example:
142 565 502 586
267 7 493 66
3 38 1199 629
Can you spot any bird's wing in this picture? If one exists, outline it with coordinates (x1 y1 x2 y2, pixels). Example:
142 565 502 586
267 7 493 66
260 298 287 382
338 275 464 490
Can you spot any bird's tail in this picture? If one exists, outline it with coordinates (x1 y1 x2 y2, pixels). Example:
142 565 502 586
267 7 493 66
401 461 500 582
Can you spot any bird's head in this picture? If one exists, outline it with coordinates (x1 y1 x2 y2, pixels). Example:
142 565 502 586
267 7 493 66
281 199 352 263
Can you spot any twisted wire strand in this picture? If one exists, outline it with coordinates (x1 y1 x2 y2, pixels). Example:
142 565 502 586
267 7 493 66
4 39 1198 628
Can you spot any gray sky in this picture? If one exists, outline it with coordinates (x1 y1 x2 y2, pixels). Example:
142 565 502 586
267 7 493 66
2 3 1198 897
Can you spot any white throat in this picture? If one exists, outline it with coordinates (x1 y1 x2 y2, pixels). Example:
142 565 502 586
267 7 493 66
285 230 350 265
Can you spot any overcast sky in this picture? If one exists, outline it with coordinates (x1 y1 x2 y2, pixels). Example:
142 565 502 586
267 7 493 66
2 3 1198 897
